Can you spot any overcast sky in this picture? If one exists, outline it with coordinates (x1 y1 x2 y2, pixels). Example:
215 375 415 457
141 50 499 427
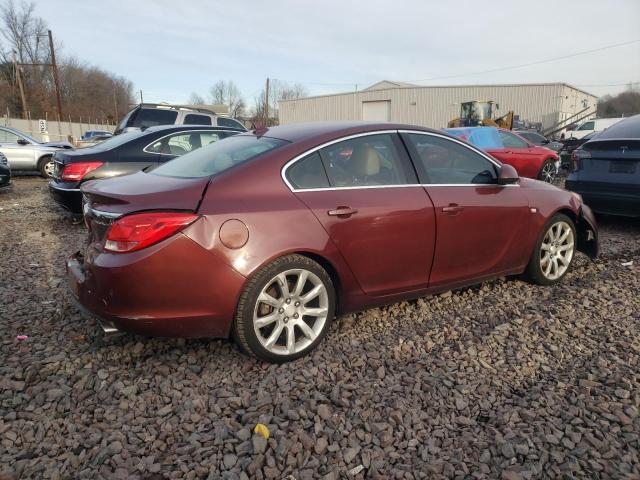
38 0 640 105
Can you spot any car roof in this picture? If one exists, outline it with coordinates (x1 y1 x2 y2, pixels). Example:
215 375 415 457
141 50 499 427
142 124 245 134
246 121 438 143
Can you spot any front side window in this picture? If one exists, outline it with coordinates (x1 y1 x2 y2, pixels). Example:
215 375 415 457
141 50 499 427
319 134 410 187
146 131 230 155
0 130 21 144
184 114 212 125
406 133 498 185
152 135 288 178
499 131 529 148
577 121 595 131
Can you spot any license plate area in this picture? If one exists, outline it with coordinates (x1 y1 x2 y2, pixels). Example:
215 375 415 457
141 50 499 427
609 161 636 174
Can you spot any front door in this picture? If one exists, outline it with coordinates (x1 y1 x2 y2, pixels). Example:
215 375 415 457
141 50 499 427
286 132 436 296
0 129 35 170
402 131 530 287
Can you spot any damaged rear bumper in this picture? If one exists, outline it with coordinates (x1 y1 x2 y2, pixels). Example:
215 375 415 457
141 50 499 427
576 204 599 259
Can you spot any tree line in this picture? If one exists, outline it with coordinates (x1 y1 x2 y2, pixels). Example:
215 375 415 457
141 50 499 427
597 83 640 118
0 0 134 123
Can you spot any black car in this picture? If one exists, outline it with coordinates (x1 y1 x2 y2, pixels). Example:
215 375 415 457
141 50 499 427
515 130 563 152
49 125 243 213
566 114 640 217
0 152 11 188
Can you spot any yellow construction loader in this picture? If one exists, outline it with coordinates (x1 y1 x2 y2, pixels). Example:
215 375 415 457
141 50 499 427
447 101 514 129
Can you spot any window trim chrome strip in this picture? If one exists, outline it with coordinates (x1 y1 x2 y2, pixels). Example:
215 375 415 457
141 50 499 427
281 129 517 193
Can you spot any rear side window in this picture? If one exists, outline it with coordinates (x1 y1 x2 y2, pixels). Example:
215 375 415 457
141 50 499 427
406 133 497 184
152 135 288 178
286 152 330 189
218 117 245 129
318 134 410 187
129 109 178 129
145 131 231 155
184 114 212 125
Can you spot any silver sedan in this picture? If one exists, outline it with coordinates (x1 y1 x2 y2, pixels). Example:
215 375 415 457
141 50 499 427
0 126 73 178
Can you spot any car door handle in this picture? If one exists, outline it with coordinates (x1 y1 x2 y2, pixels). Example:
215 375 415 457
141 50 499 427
442 204 463 215
327 206 358 217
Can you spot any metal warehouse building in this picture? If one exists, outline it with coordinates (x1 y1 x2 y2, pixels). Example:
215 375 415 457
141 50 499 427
278 81 598 131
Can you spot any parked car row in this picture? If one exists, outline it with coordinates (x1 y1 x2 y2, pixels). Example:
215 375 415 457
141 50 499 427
444 127 561 183
49 124 245 213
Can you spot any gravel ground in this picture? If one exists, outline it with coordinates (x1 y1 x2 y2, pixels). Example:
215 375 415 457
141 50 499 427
1 177 638 480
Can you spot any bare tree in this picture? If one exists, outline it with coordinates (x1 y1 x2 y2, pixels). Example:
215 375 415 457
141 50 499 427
597 83 640 118
0 0 135 121
209 80 245 117
188 92 205 105
250 80 308 125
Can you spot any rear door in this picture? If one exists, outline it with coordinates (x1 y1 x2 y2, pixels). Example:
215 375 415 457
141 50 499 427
402 131 530 287
286 132 436 296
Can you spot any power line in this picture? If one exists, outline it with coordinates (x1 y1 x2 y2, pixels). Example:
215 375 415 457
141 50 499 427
272 39 640 88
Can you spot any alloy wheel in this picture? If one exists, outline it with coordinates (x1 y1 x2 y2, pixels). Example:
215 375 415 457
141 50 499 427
253 268 329 356
540 221 574 280
540 161 557 183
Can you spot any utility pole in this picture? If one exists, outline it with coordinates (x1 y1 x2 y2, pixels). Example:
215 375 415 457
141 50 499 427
264 77 270 126
113 83 119 123
139 90 143 103
48 30 63 120
13 51 28 119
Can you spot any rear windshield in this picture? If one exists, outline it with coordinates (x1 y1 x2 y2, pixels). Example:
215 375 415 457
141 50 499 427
128 108 179 129
151 135 288 178
83 130 144 151
594 115 640 139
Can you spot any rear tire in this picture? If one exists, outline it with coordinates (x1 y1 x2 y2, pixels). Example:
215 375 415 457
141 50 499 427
537 159 557 184
38 156 54 178
523 213 576 285
233 254 335 362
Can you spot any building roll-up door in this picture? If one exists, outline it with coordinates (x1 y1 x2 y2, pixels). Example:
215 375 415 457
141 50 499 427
362 101 391 121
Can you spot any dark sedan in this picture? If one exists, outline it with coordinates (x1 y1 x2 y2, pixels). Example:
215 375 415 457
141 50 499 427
566 114 640 217
68 122 599 362
0 152 10 188
50 125 243 213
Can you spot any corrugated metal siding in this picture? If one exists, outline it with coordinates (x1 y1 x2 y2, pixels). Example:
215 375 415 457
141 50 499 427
279 83 598 130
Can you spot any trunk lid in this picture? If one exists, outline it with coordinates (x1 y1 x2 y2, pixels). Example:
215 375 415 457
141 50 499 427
578 140 640 182
81 171 211 244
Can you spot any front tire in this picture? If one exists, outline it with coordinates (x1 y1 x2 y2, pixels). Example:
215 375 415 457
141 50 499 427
233 254 335 362
524 213 576 285
38 156 54 178
538 159 557 184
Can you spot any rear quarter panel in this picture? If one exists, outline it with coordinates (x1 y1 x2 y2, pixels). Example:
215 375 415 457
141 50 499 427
185 146 366 312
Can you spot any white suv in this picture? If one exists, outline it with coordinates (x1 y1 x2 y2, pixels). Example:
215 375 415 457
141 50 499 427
567 117 625 140
114 104 246 134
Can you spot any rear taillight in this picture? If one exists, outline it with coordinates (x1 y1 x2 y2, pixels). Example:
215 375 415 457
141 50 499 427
61 161 103 181
571 149 590 172
104 212 199 253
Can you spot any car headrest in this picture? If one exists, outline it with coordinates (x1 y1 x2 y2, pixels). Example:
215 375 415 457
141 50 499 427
351 145 380 176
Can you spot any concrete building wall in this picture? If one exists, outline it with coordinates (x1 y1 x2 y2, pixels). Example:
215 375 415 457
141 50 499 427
1 116 115 142
279 83 598 130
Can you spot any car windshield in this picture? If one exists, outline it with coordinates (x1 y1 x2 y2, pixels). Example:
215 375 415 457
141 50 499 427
152 135 289 178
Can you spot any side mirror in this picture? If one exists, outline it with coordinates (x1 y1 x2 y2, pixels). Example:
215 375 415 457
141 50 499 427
17 138 29 145
497 163 519 185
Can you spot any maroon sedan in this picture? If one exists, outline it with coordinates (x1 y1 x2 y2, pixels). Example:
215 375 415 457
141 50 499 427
68 122 598 362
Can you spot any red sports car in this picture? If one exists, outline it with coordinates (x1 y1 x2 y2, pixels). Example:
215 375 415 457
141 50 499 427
445 127 561 183
68 122 598 362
